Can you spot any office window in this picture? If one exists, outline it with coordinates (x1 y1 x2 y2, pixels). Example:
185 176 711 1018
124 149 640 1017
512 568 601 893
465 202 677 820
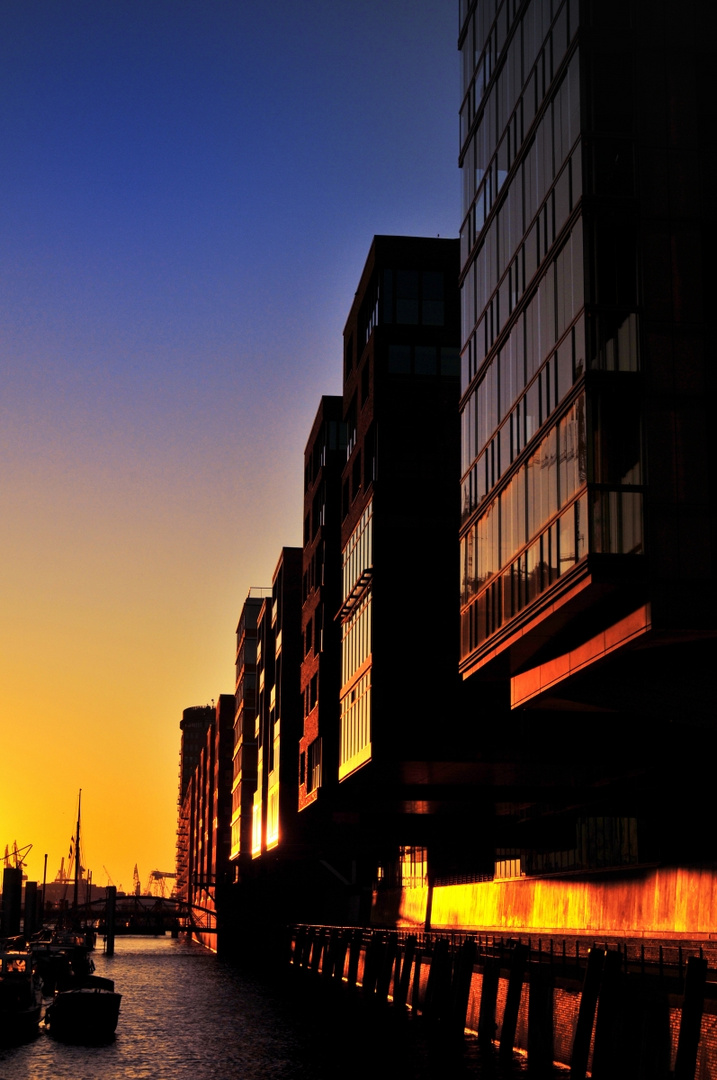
396 270 419 324
307 738 322 793
422 271 444 325
388 345 411 374
339 670 371 780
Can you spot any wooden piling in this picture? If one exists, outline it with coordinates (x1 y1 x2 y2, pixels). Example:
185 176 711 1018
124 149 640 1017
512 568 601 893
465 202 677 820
500 942 529 1061
570 946 605 1080
591 948 624 1079
105 885 116 957
333 929 350 984
376 933 397 1002
449 936 476 1036
362 933 382 997
394 935 416 1009
674 955 707 1080
346 929 362 989
528 963 554 1076
423 937 451 1020
634 984 671 1080
477 957 500 1047
411 947 424 1013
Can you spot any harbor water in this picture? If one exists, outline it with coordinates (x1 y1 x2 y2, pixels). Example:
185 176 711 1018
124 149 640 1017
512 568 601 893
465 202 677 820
0 936 565 1079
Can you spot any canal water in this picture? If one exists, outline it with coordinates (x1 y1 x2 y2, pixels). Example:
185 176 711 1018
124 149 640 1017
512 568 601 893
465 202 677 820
0 936 565 1079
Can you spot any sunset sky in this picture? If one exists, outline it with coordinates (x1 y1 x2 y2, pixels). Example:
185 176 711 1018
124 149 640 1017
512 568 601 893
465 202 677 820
0 1 459 893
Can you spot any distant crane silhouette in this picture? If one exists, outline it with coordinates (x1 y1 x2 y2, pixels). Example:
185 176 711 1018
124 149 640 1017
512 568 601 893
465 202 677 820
145 870 177 898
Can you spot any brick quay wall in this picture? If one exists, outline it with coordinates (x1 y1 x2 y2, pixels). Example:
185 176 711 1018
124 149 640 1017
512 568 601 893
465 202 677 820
289 925 717 1079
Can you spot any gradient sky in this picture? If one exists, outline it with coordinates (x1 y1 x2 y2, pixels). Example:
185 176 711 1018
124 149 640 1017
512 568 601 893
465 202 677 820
1 1 460 894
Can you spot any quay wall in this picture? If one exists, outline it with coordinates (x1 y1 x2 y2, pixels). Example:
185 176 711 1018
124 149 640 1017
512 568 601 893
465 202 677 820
290 926 717 1078
429 865 717 938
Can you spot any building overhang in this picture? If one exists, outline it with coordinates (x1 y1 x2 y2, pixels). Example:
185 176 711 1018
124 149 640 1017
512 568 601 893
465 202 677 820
511 604 651 709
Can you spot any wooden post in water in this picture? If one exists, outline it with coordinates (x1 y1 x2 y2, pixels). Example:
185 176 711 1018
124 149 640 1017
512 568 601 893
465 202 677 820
674 955 707 1080
570 947 605 1080
346 929 361 990
23 881 38 938
411 946 424 1014
105 885 116 956
528 963 554 1075
499 942 528 1061
477 957 500 1046
423 936 450 1020
449 936 476 1036
394 935 416 1009
634 985 672 1080
591 948 624 1079
375 934 396 1001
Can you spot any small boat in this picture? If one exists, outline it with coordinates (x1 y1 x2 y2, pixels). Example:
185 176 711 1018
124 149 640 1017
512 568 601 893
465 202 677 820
0 948 43 1044
44 974 121 1042
32 932 95 993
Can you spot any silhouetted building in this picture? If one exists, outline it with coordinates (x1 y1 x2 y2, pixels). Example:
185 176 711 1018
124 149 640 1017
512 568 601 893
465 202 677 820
230 590 269 875
176 696 233 945
176 704 213 904
298 396 345 815
452 0 717 924
178 705 214 801
251 548 303 861
332 234 474 922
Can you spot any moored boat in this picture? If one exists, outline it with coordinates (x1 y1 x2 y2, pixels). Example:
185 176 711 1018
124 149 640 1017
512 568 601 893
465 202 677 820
44 974 121 1042
0 948 43 1044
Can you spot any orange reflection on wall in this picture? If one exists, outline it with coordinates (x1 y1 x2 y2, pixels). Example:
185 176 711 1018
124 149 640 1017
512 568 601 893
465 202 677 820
430 866 717 936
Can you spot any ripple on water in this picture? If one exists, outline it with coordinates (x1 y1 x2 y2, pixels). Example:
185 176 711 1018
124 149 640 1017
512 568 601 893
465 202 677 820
0 936 565 1080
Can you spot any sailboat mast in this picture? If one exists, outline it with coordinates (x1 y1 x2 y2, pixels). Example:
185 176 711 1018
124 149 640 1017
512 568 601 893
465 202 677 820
73 789 82 910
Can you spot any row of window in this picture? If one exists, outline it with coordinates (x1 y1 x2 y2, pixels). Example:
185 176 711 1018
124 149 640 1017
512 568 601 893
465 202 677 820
461 0 574 159
524 817 639 875
461 321 583 521
461 223 585 476
342 499 373 601
303 672 318 718
341 593 372 689
462 140 583 391
464 47 580 288
358 270 447 346
461 492 588 655
303 485 326 546
266 784 279 850
460 486 644 659
231 727 256 783
460 0 523 102
339 671 371 781
303 607 324 659
387 344 460 378
303 420 346 494
299 737 322 794
461 397 586 601
462 7 577 263
302 543 324 603
382 269 446 328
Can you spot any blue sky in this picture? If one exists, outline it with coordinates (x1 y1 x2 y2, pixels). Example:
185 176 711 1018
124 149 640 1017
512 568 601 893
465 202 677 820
0 1 461 887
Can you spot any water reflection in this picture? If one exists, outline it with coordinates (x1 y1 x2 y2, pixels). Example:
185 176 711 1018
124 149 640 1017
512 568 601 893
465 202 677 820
0 937 564 1079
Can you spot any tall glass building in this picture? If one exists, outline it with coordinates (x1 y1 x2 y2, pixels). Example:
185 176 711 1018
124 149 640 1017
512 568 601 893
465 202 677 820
458 0 715 721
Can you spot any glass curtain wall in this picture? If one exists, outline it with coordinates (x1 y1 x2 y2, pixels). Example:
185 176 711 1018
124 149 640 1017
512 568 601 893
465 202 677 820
458 0 643 666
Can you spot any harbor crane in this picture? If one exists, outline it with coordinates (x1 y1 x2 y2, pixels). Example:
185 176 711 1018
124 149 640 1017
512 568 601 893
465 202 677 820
3 842 32 872
146 869 177 898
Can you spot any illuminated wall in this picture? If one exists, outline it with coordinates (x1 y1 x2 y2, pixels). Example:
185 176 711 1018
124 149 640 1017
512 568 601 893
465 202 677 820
431 866 717 936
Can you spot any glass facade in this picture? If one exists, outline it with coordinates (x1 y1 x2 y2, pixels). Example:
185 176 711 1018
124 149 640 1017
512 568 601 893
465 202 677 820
459 0 644 671
339 499 373 779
